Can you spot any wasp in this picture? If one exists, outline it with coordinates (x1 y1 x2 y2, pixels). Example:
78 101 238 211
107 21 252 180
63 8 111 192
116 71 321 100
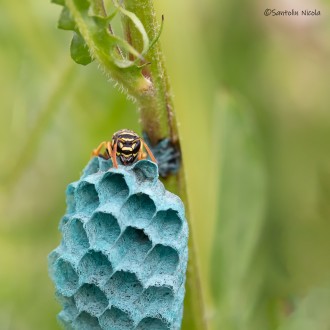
91 129 157 168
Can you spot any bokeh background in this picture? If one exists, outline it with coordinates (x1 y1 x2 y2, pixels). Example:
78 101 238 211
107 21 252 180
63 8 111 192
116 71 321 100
1 0 330 329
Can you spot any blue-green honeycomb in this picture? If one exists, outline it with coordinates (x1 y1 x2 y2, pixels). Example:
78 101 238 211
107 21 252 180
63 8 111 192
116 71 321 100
48 157 188 330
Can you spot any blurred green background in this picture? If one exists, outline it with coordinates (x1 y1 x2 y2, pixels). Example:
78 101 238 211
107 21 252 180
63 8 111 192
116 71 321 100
1 0 330 329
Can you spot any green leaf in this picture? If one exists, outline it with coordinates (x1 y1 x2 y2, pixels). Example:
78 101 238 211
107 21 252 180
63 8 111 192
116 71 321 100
58 7 75 30
114 1 149 57
89 16 142 69
211 90 268 330
70 32 93 65
73 0 90 11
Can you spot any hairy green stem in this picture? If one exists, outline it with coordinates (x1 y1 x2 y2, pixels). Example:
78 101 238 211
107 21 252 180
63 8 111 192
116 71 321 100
65 0 151 98
121 1 208 329
121 0 177 145
92 0 107 16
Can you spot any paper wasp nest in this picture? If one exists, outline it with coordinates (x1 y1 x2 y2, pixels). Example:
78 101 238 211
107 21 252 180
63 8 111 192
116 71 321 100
48 157 188 330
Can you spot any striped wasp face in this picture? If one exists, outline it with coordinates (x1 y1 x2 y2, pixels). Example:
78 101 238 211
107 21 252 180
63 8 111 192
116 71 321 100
112 129 141 165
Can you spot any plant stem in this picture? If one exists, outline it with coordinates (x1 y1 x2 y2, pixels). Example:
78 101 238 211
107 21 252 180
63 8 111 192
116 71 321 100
121 1 208 329
120 0 177 145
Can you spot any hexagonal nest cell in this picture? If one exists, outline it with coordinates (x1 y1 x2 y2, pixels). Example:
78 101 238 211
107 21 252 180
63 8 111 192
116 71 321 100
99 307 134 330
85 212 121 251
48 158 188 329
103 270 143 315
78 250 113 286
98 172 129 205
120 193 156 228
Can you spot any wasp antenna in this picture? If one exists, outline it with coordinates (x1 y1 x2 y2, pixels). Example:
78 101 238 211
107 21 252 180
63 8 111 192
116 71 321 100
105 141 112 162
142 140 157 163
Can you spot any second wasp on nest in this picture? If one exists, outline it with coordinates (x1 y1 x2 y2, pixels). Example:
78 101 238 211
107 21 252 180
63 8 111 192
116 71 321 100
92 129 157 168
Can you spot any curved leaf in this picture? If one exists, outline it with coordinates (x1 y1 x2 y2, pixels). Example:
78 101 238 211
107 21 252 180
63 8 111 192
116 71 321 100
114 1 149 57
58 6 75 30
70 32 93 65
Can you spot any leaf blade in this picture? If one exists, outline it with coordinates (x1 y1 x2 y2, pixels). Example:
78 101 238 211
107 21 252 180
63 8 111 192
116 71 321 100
211 91 268 329
70 32 93 65
58 6 75 30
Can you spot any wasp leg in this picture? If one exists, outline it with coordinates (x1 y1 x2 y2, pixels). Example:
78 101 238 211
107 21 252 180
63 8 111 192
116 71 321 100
110 140 118 168
142 140 157 163
106 141 114 167
91 141 107 157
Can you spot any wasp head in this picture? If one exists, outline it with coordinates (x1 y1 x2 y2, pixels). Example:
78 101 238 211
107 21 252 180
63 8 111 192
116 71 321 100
112 129 141 166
